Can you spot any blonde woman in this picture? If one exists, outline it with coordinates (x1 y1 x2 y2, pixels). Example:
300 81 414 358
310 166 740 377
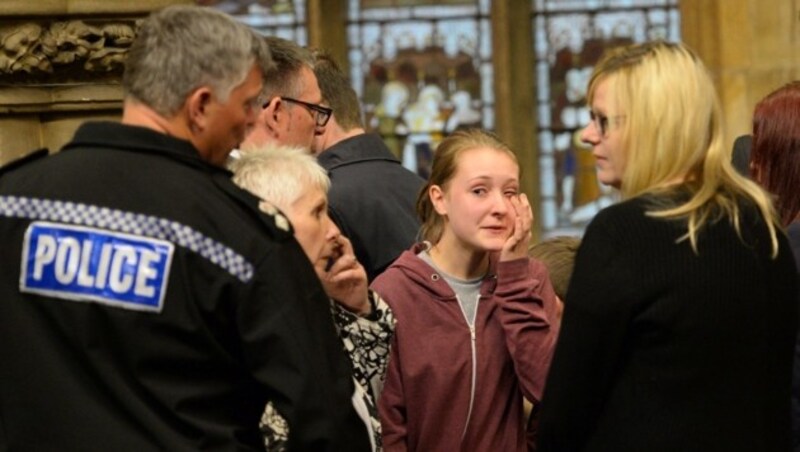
538 41 798 451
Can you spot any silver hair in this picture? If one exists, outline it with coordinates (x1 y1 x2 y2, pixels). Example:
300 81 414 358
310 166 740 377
262 36 315 99
230 144 330 212
123 5 273 116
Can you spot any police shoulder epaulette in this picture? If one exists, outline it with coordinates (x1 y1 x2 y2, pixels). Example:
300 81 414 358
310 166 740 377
255 200 294 237
213 173 296 240
0 148 49 176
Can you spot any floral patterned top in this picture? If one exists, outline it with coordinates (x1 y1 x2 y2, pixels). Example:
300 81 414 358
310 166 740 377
260 290 396 451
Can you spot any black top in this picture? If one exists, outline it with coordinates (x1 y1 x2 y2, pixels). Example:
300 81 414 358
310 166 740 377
731 134 752 177
789 221 800 271
787 220 800 451
539 194 798 452
0 122 369 451
318 133 425 282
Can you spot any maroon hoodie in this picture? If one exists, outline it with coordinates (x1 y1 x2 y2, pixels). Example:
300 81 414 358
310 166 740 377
372 244 560 451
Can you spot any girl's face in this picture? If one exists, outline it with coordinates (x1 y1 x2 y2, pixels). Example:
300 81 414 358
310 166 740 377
431 146 520 252
579 77 626 189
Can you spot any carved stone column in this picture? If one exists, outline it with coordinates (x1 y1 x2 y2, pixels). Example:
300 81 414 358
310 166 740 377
0 0 189 166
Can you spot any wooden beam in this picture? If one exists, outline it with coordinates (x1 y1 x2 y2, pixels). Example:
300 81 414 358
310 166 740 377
492 0 539 239
306 0 350 74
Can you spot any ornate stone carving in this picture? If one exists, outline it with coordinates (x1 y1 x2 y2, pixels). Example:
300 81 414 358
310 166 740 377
0 19 139 79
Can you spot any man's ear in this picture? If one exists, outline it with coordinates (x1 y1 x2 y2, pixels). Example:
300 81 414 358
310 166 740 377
429 184 447 216
262 96 283 132
186 87 213 132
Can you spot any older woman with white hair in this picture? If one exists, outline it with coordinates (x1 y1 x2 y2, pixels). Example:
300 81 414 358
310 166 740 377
230 144 394 452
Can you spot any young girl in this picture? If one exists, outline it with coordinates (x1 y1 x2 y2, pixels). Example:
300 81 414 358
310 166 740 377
372 129 560 451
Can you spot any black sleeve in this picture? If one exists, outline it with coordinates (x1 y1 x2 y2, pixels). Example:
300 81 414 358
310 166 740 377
538 212 637 452
238 239 370 451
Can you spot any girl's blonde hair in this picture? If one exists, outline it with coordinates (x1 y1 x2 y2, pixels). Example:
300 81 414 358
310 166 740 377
417 128 518 244
587 41 779 255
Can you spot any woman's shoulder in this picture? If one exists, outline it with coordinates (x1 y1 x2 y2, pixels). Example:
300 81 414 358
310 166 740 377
595 194 665 219
580 196 689 261
585 196 658 234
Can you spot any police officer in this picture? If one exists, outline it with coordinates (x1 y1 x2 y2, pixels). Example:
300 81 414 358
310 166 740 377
0 5 369 451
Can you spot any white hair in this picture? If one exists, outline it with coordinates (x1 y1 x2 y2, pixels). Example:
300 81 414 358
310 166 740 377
230 144 330 211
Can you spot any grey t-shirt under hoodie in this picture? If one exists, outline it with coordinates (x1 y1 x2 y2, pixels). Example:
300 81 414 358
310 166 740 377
419 250 483 326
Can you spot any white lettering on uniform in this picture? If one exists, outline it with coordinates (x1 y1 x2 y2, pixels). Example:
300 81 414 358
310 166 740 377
77 239 95 287
109 245 136 293
30 238 161 297
33 235 57 279
95 243 112 290
135 249 159 297
22 222 173 313
54 237 80 284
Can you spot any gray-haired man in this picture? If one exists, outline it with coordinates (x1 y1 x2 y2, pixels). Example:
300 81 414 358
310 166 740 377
0 6 369 450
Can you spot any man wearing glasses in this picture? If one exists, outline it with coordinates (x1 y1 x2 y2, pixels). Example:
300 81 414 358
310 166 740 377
239 36 332 152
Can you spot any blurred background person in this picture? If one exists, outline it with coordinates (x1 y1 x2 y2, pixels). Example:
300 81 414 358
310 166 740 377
528 235 581 313
732 134 753 176
310 49 424 282
749 80 800 450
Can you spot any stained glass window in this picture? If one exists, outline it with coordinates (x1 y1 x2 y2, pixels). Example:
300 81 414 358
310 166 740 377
347 0 492 179
532 0 680 236
200 0 307 43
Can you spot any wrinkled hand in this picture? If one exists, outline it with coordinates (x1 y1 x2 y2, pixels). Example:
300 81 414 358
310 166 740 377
499 193 533 262
314 235 370 316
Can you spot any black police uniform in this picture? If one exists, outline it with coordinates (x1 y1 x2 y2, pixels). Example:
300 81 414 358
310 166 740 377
0 122 370 451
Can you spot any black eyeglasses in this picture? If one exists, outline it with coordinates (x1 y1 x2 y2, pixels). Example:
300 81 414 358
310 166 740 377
589 110 625 137
263 97 333 127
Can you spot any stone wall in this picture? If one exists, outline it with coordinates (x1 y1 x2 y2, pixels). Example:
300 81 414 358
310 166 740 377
681 0 800 151
3 0 799 171
0 0 189 166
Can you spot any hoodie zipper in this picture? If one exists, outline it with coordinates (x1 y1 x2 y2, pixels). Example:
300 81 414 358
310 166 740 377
457 294 481 442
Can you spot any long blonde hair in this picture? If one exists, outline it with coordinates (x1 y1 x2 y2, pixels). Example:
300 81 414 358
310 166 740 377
587 41 779 255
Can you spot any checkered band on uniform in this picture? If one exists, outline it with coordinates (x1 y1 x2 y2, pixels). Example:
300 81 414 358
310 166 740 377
0 196 254 282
